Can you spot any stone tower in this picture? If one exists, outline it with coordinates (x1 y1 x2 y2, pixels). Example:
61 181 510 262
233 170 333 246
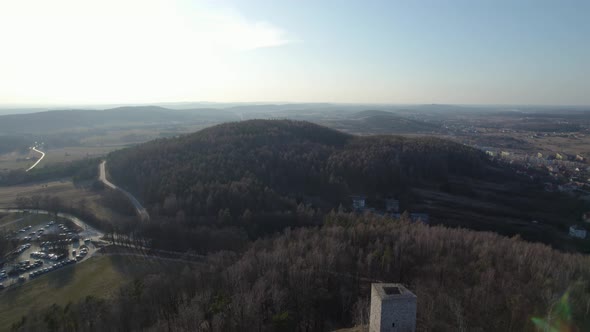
369 283 417 332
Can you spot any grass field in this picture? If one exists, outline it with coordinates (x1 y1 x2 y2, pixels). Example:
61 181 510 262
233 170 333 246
41 146 124 166
0 180 93 208
0 150 37 171
0 145 126 171
0 213 68 232
0 254 183 330
0 179 135 229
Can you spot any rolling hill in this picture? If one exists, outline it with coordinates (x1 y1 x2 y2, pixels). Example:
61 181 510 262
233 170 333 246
321 110 441 134
107 120 490 219
105 120 588 251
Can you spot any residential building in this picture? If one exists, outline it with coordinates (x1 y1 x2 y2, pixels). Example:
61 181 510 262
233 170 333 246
569 225 587 239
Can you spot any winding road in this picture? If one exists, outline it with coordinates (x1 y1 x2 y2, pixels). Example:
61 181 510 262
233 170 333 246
99 161 150 221
25 147 45 172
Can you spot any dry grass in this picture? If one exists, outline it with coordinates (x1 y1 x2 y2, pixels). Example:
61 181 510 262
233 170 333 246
0 146 124 171
0 213 69 231
0 254 184 331
41 146 121 165
0 150 37 171
0 180 89 207
0 180 128 223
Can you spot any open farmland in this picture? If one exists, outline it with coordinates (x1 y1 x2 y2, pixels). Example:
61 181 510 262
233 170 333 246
0 150 38 172
0 146 125 172
40 146 123 166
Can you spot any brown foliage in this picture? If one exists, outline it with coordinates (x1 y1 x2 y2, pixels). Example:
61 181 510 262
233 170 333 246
14 214 590 332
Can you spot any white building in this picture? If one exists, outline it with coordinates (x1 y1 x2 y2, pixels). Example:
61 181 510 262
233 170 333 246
351 196 366 211
569 225 587 239
370 283 416 332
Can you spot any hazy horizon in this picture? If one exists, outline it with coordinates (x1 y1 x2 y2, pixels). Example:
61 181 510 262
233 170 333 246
1 0 588 106
1 101 590 111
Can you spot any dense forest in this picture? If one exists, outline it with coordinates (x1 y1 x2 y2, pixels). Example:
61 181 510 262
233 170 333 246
0 136 30 154
107 120 492 224
11 214 590 332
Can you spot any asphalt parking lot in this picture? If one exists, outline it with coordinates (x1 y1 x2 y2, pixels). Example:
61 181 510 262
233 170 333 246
1 215 100 289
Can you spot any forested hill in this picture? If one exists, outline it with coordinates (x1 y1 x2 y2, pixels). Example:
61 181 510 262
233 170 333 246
107 120 491 219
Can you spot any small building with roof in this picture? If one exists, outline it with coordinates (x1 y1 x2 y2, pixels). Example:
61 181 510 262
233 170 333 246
569 225 587 239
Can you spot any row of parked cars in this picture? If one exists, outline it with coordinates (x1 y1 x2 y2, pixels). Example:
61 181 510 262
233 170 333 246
6 259 44 276
40 238 75 249
17 225 33 233
30 251 66 261
28 259 77 279
23 228 45 241
12 243 31 255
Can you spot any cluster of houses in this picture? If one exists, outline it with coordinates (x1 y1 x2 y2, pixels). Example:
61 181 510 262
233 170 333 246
351 196 429 224
481 147 590 197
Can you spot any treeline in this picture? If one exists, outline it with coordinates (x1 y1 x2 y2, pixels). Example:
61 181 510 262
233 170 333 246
0 158 99 186
107 120 493 222
12 214 590 331
0 136 30 154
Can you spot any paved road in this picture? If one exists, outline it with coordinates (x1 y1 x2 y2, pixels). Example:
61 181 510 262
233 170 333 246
99 161 150 221
25 147 45 172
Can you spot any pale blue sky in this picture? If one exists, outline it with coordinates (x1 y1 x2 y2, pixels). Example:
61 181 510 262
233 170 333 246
0 0 588 105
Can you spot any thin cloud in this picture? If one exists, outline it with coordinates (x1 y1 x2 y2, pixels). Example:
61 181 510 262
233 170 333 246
197 10 294 51
0 0 295 104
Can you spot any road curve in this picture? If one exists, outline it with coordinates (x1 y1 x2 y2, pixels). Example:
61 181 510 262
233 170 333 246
99 161 150 221
25 147 45 172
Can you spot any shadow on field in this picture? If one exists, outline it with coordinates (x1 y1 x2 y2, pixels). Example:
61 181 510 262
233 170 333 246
46 264 76 289
106 251 186 279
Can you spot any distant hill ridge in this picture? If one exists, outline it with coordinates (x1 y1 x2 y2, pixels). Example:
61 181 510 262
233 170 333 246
340 109 440 133
348 109 397 119
0 106 239 134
